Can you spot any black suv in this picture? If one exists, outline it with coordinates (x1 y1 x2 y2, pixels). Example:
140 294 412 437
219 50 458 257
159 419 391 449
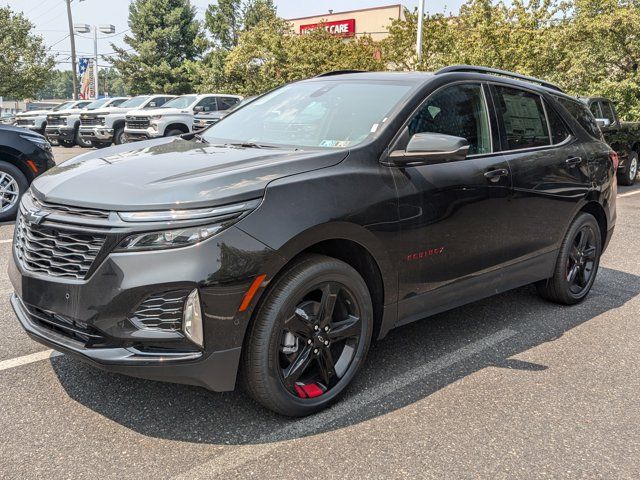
10 66 616 416
0 125 55 221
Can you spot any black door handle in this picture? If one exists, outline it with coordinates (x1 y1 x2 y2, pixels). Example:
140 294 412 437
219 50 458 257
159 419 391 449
484 168 509 182
566 156 582 166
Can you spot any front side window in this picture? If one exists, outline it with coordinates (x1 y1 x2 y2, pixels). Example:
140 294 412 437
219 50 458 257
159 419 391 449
494 86 550 150
408 83 491 155
203 81 413 148
196 97 218 112
120 96 149 109
589 101 602 118
164 95 197 109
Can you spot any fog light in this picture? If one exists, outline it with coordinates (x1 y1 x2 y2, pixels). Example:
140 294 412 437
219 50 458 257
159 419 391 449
183 289 203 347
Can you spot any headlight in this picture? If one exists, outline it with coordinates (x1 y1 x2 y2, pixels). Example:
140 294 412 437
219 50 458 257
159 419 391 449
20 134 51 152
114 224 223 252
150 115 162 121
117 199 260 222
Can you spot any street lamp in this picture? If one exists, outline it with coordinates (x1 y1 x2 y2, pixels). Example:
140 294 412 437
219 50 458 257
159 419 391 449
416 0 425 68
73 23 115 99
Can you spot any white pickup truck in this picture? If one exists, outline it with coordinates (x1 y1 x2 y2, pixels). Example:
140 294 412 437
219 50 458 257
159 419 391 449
124 94 242 141
79 94 176 148
15 101 78 135
46 98 128 148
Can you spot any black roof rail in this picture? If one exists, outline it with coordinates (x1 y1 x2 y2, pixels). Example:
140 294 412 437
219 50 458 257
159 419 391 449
315 70 365 77
435 65 564 93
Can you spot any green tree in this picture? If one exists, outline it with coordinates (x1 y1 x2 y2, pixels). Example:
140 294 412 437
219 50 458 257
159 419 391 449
0 7 54 99
36 70 74 99
205 0 278 50
109 0 204 94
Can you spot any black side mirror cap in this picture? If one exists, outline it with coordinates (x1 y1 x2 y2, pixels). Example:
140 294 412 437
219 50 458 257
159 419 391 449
390 132 470 166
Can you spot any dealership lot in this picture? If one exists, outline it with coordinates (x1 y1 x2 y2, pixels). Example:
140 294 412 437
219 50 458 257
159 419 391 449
1 146 639 478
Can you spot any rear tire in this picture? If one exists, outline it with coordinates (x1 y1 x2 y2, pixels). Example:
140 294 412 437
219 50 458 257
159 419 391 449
242 254 373 417
0 161 28 222
536 212 601 305
92 141 111 149
618 151 638 186
59 140 75 148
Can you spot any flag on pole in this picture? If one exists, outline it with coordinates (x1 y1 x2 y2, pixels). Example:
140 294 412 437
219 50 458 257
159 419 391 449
78 58 95 99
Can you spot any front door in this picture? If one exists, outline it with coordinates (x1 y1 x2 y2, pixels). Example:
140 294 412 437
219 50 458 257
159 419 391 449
392 82 516 324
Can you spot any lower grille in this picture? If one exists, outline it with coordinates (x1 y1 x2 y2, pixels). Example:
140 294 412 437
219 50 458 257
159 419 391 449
47 116 66 126
14 213 106 279
17 119 35 126
130 290 190 331
125 116 150 130
25 303 107 347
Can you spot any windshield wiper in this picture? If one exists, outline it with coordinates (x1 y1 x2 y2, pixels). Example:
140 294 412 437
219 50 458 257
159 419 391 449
224 142 279 149
193 133 209 144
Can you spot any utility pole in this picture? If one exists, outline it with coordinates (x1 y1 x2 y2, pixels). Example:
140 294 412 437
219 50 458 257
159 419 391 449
65 0 79 99
93 26 99 97
416 0 425 69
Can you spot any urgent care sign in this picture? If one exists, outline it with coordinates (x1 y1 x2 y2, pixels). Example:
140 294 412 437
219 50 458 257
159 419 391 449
299 19 356 37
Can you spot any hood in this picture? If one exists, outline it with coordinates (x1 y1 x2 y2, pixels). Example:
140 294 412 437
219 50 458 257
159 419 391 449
32 136 348 211
1 124 45 137
49 108 85 117
17 110 50 118
127 107 189 117
86 106 136 115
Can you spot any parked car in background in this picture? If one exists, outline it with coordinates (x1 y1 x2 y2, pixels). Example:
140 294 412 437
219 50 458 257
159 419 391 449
124 94 242 141
10 67 617 416
581 96 639 185
44 100 93 147
80 94 176 148
1 113 16 125
192 95 247 131
15 102 67 135
0 124 54 221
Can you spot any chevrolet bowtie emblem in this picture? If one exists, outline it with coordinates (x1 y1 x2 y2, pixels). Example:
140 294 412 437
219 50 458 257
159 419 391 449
24 210 48 225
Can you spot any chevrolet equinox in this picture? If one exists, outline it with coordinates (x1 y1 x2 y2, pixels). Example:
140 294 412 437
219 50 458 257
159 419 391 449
10 66 617 416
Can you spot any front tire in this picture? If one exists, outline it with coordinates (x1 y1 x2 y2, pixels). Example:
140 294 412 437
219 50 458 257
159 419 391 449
165 129 184 137
113 127 125 145
242 254 373 417
618 151 638 186
0 161 28 222
75 129 92 148
536 212 601 305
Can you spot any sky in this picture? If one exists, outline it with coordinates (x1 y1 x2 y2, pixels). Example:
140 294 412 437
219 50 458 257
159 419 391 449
3 0 465 71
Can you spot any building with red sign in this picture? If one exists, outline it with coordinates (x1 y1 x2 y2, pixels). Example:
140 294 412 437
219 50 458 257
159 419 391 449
288 4 405 41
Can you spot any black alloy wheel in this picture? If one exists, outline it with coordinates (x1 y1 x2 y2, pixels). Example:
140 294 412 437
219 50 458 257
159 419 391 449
242 255 373 417
537 212 601 305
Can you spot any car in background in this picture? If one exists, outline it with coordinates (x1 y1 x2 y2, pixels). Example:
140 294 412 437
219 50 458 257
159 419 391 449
14 102 67 135
44 100 93 147
124 94 242 141
192 95 247 131
581 96 639 186
80 94 176 148
0 124 54 221
1 113 16 125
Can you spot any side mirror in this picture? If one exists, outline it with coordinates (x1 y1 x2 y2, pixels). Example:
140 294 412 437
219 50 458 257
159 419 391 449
194 106 204 113
390 133 470 166
148 102 157 108
595 118 611 128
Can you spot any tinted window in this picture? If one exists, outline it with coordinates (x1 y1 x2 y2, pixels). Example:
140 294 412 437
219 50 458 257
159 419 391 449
408 83 491 155
218 97 239 110
196 97 218 112
601 101 616 123
110 98 128 107
545 102 571 144
494 86 550 150
589 101 602 118
556 97 602 139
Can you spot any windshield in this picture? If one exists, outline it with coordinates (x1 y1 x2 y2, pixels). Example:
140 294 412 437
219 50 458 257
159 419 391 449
52 102 73 111
120 95 149 108
163 95 197 109
86 98 111 110
203 81 413 148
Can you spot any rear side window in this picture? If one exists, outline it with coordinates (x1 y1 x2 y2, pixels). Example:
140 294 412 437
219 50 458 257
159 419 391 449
601 101 616 123
408 83 492 155
493 85 550 150
218 97 239 110
545 103 571 144
589 101 602 118
555 97 602 139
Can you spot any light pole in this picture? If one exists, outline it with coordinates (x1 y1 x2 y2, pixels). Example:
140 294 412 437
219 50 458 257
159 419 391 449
416 0 425 68
73 23 115 99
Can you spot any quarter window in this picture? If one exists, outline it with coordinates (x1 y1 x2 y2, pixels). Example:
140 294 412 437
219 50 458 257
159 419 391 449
494 86 550 150
408 83 491 155
555 97 602 140
545 102 571 144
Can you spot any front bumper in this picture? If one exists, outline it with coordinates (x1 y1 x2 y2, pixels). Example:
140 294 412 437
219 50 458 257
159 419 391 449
9 222 286 391
124 127 161 142
45 126 74 142
79 127 113 142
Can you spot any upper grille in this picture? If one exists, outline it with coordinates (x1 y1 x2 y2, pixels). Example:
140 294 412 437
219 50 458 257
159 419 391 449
24 302 107 347
30 194 110 219
81 115 104 126
125 116 150 130
17 119 35 126
47 115 66 126
130 290 190 331
14 213 106 279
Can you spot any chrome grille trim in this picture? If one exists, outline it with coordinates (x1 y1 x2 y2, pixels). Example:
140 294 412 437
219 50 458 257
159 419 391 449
81 115 105 126
46 116 66 126
130 290 190 331
28 192 110 219
14 213 106 279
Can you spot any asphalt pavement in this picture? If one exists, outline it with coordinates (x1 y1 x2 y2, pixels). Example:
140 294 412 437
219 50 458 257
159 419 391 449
1 146 639 479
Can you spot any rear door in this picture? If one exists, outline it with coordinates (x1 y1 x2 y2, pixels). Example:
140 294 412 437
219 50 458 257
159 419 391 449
490 84 592 261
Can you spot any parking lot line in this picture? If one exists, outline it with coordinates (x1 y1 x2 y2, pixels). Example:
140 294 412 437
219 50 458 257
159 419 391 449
619 189 640 198
0 239 12 244
0 349 62 372
173 328 518 479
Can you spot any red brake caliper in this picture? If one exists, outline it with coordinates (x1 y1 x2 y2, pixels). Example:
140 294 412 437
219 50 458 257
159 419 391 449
294 383 326 398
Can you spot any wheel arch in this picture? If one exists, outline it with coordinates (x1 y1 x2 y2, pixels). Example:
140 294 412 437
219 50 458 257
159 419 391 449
0 147 34 182
165 123 189 134
580 201 608 247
